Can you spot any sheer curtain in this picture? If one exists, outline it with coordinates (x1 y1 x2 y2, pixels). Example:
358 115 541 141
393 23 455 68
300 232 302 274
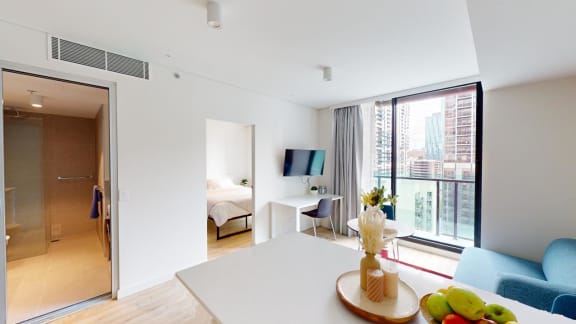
332 105 363 235
360 101 394 197
360 103 376 193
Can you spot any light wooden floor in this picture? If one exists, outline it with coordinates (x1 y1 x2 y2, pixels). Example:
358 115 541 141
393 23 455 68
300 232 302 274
49 279 214 324
51 225 459 323
7 230 110 324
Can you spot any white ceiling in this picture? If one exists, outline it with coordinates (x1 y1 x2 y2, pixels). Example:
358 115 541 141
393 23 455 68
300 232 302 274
467 0 576 90
2 72 108 119
0 0 479 108
0 1 574 109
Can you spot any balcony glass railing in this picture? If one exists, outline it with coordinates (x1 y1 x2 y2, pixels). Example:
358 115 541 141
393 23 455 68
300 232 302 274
372 175 475 248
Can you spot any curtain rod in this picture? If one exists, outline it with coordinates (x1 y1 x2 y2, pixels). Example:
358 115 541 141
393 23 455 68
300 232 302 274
328 75 481 111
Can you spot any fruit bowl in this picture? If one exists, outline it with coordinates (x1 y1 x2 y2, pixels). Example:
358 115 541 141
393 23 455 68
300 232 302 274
420 287 519 324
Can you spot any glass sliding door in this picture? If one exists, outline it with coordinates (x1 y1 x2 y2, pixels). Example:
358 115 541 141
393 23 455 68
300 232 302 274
394 84 480 248
4 115 46 260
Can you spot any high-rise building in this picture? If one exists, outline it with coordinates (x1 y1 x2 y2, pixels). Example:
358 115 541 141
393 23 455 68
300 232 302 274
440 91 476 240
395 103 410 176
374 101 392 177
425 112 443 161
409 160 442 178
414 191 433 232
443 92 475 167
373 101 410 177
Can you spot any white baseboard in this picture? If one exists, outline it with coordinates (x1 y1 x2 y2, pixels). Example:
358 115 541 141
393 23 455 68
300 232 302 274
116 273 175 299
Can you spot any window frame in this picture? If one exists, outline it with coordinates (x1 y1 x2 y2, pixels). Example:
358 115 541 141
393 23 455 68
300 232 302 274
387 82 483 252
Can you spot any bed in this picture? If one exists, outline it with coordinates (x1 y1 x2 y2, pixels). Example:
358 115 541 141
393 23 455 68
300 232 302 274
207 179 252 240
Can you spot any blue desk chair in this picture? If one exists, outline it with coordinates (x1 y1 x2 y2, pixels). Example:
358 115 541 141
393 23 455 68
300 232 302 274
551 294 576 319
302 198 336 240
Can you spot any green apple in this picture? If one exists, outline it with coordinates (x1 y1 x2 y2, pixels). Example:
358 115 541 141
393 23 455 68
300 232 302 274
484 304 517 324
446 288 486 321
426 293 454 321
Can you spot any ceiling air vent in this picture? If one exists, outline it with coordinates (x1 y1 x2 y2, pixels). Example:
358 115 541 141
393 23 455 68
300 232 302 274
50 36 150 80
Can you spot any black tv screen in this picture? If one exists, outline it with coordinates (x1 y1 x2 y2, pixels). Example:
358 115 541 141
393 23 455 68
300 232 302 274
283 149 326 176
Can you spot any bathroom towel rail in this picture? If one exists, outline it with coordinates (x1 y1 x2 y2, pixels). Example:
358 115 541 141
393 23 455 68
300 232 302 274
57 175 93 180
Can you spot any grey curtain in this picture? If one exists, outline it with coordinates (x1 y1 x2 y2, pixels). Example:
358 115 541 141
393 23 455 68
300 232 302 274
332 105 363 235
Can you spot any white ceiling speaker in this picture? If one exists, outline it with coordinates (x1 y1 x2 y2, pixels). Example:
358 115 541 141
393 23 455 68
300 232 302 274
28 90 43 108
322 66 333 82
207 1 221 29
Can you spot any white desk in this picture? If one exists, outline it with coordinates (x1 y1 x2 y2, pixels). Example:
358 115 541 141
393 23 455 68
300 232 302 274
269 194 343 238
176 233 572 324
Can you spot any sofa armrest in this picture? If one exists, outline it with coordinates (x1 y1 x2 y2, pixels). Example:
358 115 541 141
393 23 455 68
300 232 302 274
552 294 576 319
496 272 576 311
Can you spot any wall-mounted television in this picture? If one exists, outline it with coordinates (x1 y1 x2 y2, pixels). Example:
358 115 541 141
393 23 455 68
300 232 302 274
283 149 326 176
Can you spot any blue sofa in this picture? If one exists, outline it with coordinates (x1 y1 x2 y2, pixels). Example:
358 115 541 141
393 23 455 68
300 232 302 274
453 238 576 312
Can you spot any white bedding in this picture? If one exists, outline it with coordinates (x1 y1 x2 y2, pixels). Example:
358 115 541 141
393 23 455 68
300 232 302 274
207 186 252 227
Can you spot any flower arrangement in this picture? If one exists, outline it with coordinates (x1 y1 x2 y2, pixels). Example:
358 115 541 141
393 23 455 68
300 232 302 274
358 209 386 254
361 186 398 209
358 186 400 290
358 186 398 253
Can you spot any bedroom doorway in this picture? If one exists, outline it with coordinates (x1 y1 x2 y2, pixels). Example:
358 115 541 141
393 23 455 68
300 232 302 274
205 119 254 260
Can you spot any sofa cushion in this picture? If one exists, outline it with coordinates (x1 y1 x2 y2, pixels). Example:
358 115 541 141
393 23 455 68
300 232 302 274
542 238 576 286
454 247 545 292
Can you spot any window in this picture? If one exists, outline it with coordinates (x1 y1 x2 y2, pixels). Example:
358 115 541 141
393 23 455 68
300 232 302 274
362 83 482 250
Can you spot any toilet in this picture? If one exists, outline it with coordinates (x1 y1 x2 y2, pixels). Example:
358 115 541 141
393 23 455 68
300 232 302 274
6 235 10 245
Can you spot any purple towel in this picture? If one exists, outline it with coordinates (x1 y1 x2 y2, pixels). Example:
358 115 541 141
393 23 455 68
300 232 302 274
90 185 102 219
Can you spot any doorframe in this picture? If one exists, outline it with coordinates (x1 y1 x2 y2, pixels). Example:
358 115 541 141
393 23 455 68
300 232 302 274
0 60 120 323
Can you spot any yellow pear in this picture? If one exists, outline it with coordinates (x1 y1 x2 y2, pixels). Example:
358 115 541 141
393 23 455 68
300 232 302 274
446 288 486 321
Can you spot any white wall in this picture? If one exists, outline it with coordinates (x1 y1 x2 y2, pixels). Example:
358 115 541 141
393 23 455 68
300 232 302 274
206 119 252 185
482 77 576 261
0 21 318 299
316 108 333 191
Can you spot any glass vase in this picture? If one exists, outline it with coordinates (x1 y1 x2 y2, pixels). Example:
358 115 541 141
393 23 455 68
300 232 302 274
360 252 380 290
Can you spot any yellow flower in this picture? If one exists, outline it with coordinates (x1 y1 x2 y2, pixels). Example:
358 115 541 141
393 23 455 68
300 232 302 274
360 186 397 209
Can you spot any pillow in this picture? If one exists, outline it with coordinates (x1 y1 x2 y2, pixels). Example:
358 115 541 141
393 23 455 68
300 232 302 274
207 177 236 189
216 178 235 189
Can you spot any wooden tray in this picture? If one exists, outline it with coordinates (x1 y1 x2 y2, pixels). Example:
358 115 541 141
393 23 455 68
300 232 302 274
335 270 419 324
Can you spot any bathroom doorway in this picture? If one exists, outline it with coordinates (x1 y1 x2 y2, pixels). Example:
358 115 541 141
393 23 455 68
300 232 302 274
1 70 113 323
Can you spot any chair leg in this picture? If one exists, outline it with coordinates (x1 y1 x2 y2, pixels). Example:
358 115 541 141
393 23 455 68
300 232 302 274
312 218 317 237
329 216 337 241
